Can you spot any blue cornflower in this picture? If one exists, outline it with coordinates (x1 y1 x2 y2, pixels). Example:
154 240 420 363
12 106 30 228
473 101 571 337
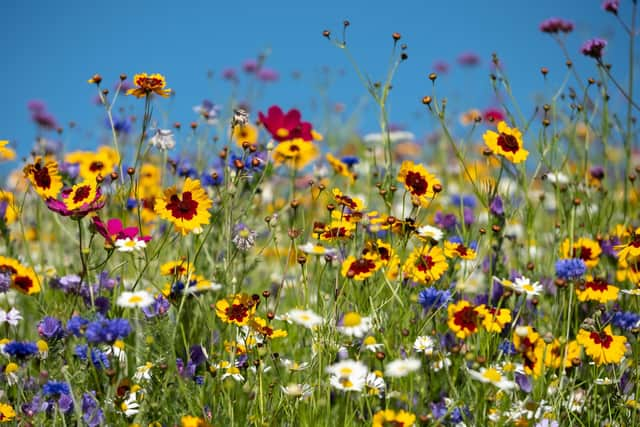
340 156 359 167
66 315 89 337
451 194 476 208
85 317 131 344
608 311 640 331
201 170 223 187
4 341 39 358
108 115 132 134
498 340 518 356
38 316 65 341
417 287 451 311
74 344 110 369
42 381 70 397
555 258 586 280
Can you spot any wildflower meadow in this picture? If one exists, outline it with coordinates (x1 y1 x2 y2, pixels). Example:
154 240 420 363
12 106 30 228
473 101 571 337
2 1 640 426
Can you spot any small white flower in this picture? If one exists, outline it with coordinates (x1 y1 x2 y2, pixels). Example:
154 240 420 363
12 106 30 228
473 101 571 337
298 242 338 257
384 358 421 378
416 225 444 242
364 372 386 397
337 312 372 338
413 336 435 355
148 128 175 151
280 358 310 372
103 340 127 367
0 307 22 326
120 392 140 417
285 309 324 329
361 336 384 352
468 367 516 391
281 383 313 400
133 362 154 382
117 290 154 308
114 237 147 252
432 354 452 372
326 360 368 392
545 172 569 184
512 276 543 298
220 365 245 382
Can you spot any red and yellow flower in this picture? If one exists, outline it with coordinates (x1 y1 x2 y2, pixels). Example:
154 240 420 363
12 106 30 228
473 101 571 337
332 188 365 212
561 237 601 268
616 228 640 264
341 254 383 281
577 325 627 365
127 73 171 98
403 245 448 284
0 256 40 295
482 121 528 164
0 191 19 225
477 305 512 333
576 276 619 303
326 153 355 182
444 240 477 260
397 161 441 206
64 181 99 211
248 317 288 340
316 219 355 241
272 138 318 170
154 178 212 235
372 409 416 427
215 293 258 326
23 157 63 199
447 300 482 339
77 146 119 181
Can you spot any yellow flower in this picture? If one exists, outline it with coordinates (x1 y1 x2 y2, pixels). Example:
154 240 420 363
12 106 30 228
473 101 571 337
326 153 355 182
576 276 619 303
615 228 640 263
127 73 171 98
249 316 288 340
332 188 365 212
444 240 477 260
447 300 481 339
577 325 627 365
181 415 210 427
232 122 259 147
0 190 19 225
272 138 318 169
0 141 16 161
372 409 416 427
483 121 528 163
64 180 98 211
23 157 64 199
215 293 257 326
397 160 441 206
561 237 601 268
154 178 212 235
403 245 448 285
11 263 41 295
477 305 512 333
341 255 383 281
0 402 16 422
78 146 119 181
317 218 355 241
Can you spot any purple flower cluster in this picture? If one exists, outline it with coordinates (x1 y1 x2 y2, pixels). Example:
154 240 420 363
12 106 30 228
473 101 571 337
581 38 607 59
539 17 574 34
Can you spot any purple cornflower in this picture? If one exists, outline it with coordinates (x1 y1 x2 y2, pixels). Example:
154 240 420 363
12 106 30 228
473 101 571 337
603 0 619 14
50 274 82 293
85 317 131 344
434 211 458 232
97 271 119 291
555 258 586 280
539 17 574 34
417 287 451 311
38 316 65 341
143 294 171 318
498 340 517 356
190 344 208 366
108 115 132 134
57 394 74 414
82 392 104 427
4 341 39 358
222 68 238 81
0 271 10 293
490 195 504 216
581 38 607 59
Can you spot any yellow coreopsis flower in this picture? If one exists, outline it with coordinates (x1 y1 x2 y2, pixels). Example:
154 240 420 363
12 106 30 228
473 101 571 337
577 325 627 365
127 73 172 98
154 178 212 235
483 121 528 164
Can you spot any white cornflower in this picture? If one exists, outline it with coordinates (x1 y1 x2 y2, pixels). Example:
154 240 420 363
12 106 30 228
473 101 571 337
385 358 421 378
0 307 22 326
114 237 147 252
468 367 516 391
117 291 154 308
148 128 176 151
413 336 436 355
337 312 372 338
285 309 324 329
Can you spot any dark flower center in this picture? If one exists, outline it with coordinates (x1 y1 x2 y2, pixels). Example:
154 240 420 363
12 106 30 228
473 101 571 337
455 244 468 256
590 331 613 349
497 133 519 153
226 303 249 322
166 191 199 220
73 185 92 203
89 161 104 172
416 255 435 272
0 265 18 274
337 195 358 210
572 246 593 261
405 171 428 196
585 278 608 292
454 305 478 331
13 275 33 292
33 163 52 189
349 258 377 276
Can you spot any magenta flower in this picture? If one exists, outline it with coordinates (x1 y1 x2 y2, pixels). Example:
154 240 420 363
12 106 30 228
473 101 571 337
46 187 105 218
457 52 480 67
602 0 619 14
539 17 574 34
242 59 259 73
257 67 279 82
581 38 607 59
91 217 151 248
258 105 314 142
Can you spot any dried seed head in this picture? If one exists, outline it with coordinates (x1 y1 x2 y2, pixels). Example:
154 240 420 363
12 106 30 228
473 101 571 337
541 67 549 76
392 32 401 41
422 96 432 105
428 72 437 81
322 29 331 38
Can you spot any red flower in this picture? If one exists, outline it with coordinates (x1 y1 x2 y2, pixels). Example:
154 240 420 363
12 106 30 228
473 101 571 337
258 105 313 142
483 108 505 124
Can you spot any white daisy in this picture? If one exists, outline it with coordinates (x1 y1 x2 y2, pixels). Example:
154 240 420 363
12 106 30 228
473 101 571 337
114 237 147 252
468 367 516 391
337 312 372 338
364 372 386 397
117 290 154 308
103 340 127 366
416 225 444 242
120 392 140 417
281 383 313 400
432 354 452 372
512 276 543 298
280 358 310 372
285 308 324 329
326 360 368 392
298 242 338 257
133 362 154 382
361 336 384 352
384 357 421 378
413 336 436 355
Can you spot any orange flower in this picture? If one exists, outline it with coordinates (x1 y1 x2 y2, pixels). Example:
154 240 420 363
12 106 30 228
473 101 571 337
127 73 171 98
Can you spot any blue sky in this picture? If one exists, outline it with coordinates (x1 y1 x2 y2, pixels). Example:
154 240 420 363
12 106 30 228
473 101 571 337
0 0 630 169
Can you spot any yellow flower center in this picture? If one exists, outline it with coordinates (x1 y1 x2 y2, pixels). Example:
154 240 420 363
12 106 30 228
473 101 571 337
343 312 362 327
483 368 503 383
363 336 377 345
129 295 143 304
